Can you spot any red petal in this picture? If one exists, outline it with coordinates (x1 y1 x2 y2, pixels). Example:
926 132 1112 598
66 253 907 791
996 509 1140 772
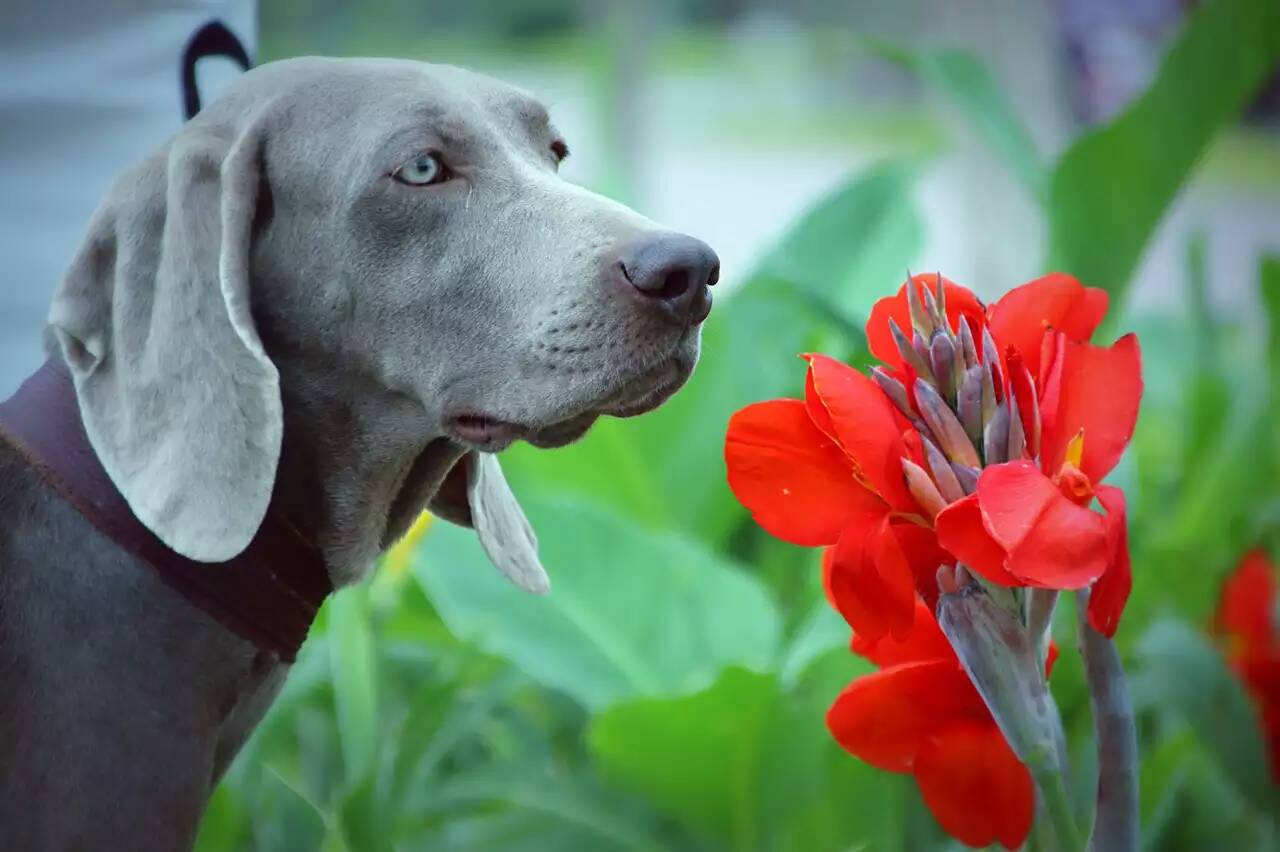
934 494 1023 587
826 659 982 772
851 597 955 667
977 461 1109 588
892 522 951 610
986 273 1109 378
1039 333 1143 481
725 399 868 546
1088 485 1133 637
827 515 916 640
1214 549 1277 652
867 275 986 372
804 353 915 511
913 720 1036 850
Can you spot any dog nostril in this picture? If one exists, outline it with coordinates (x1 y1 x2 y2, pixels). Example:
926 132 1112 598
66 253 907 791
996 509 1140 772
618 260 635 285
657 268 691 301
707 263 720 287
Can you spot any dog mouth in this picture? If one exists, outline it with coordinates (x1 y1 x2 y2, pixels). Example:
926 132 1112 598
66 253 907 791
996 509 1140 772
446 353 694 451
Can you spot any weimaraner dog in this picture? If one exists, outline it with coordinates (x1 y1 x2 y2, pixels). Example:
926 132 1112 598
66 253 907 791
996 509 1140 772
0 57 717 850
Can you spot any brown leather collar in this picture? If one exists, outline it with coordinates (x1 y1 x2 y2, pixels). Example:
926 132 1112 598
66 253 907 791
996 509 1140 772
0 359 331 661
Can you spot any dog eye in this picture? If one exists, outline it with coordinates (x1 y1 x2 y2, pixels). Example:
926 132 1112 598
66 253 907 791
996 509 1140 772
550 139 569 164
393 152 450 186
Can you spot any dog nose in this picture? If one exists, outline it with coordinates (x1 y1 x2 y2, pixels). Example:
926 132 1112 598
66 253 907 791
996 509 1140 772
617 234 719 324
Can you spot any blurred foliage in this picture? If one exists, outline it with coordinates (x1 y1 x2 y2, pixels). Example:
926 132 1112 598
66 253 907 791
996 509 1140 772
200 0 1280 849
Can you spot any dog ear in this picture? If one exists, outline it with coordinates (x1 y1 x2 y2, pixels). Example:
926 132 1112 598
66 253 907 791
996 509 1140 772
48 113 280 562
464 453 548 593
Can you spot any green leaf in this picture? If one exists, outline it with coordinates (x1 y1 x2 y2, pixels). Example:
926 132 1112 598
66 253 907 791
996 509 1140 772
1048 0 1280 303
404 763 667 852
192 783 249 852
415 493 781 709
1128 619 1277 815
251 766 332 852
871 44 1046 202
754 160 925 322
588 667 824 849
588 665 915 852
327 588 380 782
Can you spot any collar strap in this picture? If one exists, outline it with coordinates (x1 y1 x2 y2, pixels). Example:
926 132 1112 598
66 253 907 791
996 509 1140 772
0 359 331 661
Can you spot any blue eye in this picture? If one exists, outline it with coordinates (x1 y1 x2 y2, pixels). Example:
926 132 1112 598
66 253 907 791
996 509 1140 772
394 152 449 186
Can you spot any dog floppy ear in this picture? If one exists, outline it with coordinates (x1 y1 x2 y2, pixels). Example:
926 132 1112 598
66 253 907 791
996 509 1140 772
48 113 281 562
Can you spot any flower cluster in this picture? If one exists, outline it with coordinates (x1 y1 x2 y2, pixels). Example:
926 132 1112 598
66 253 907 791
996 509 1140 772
725 273 1141 640
724 272 1143 847
1213 549 1280 779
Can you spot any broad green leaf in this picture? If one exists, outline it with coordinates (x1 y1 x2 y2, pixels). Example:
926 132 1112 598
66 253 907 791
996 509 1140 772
588 667 824 849
589 665 915 852
1048 0 1280 302
778 603 851 688
415 493 781 709
1128 619 1276 815
403 763 667 852
327 588 380 782
1139 728 1197 852
754 160 924 323
501 161 924 549
871 44 1046 202
251 766 332 852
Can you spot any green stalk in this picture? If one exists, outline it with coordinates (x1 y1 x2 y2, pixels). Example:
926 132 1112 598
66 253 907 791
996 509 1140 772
1077 590 1139 852
1029 758 1085 852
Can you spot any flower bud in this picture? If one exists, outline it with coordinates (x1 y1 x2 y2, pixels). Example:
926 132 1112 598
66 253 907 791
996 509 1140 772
981 326 1004 401
923 275 947 330
984 402 1010 465
914 379 981 468
923 436 966 503
957 366 983 446
981 361 998 428
930 334 957 401
1007 391 1027 460
950 462 979 495
871 366 913 419
902 457 947 520
889 318 933 378
958 316 979 370
906 275 935 337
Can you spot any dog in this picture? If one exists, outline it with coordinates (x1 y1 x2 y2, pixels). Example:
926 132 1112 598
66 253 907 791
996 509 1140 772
0 57 717 850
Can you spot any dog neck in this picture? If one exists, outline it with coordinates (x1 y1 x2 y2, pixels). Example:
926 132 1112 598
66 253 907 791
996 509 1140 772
268 355 468 588
0 359 331 661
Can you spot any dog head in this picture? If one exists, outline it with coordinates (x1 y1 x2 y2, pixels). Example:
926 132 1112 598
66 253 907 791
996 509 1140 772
48 57 717 587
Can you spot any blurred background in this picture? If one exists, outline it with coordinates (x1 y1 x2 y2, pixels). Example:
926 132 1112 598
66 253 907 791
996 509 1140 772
3 0 1280 849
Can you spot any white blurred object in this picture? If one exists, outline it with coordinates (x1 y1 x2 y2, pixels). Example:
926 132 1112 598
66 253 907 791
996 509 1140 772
0 0 256 395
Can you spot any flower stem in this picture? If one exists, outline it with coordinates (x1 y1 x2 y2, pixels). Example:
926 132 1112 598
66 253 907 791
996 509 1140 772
1030 760 1085 852
1077 590 1139 852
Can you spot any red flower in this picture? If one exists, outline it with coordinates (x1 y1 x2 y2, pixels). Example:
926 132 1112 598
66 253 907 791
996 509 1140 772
725 271 1140 638
726 351 945 638
828 599 1038 849
1212 550 1280 779
936 331 1141 635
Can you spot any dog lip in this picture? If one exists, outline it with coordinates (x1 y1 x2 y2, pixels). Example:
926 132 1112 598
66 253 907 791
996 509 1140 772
445 413 525 451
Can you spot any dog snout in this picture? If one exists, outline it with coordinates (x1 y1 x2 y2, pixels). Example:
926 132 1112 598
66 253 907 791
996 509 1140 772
615 234 719 324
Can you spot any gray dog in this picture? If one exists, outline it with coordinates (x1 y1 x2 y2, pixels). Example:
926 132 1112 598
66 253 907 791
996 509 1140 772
0 57 717 850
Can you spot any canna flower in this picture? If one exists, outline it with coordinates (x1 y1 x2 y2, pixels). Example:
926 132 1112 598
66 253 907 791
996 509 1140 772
827 597 1047 849
725 271 1141 639
935 328 1141 636
1212 550 1280 779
